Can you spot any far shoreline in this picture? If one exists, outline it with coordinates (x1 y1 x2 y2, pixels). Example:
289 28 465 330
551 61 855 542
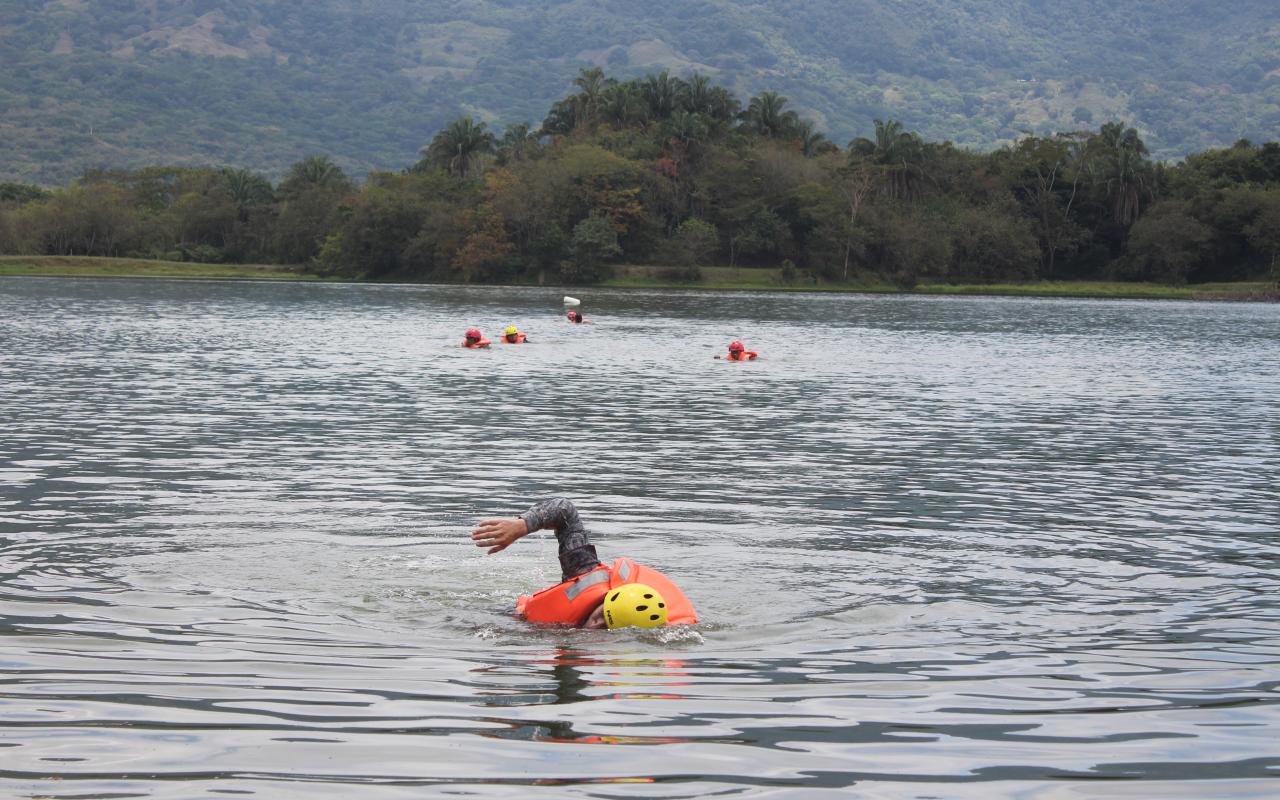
1 256 1275 302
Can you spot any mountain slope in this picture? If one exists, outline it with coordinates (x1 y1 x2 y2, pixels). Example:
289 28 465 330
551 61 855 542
2 0 1277 184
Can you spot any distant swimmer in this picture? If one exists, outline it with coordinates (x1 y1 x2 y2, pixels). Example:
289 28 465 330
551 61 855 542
502 325 528 344
720 340 758 361
463 328 491 348
566 310 586 324
470 497 697 630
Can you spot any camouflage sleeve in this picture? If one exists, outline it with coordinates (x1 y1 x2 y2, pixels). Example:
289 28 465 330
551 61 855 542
518 497 603 581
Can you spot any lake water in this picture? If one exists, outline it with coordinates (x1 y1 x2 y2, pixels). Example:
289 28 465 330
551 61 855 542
1 277 1278 799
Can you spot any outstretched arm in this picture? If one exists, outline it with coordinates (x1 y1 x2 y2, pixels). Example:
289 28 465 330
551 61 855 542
470 497 602 580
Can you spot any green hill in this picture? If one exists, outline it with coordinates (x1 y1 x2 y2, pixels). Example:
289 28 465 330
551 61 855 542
3 0 1277 184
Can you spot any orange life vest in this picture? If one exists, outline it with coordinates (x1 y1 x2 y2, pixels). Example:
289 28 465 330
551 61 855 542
503 333 527 343
463 338 491 348
726 350 758 361
516 557 697 626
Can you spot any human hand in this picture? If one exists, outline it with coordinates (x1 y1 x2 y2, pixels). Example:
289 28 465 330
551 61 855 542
470 517 529 554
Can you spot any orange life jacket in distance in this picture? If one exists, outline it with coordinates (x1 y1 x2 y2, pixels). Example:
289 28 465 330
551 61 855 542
503 333 527 343
463 338 491 348
727 350 758 361
516 557 697 626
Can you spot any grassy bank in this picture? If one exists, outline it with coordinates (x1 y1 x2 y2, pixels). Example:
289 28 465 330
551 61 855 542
3 256 1274 301
0 255 315 280
604 265 1278 301
913 280 1278 301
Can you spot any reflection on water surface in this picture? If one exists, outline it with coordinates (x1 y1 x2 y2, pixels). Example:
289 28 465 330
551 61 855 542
1 278 1277 797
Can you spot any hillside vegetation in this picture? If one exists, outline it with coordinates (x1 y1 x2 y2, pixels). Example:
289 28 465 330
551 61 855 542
2 0 1278 184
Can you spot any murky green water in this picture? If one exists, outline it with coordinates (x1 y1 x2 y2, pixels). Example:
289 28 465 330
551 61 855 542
2 278 1278 798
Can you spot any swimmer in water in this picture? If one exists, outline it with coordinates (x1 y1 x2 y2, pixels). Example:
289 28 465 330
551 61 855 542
723 340 758 360
462 328 491 348
502 325 528 344
566 310 586 324
470 498 696 629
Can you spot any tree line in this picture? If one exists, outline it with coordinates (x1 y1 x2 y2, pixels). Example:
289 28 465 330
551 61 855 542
3 68 1278 287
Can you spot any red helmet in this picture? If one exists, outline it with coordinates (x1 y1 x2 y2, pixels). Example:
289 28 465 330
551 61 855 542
465 328 482 339
567 311 581 322
728 340 745 352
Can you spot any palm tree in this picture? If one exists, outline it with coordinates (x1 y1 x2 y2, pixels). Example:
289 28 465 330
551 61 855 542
497 123 540 164
291 156 343 187
601 81 647 128
423 117 496 179
220 167 273 222
663 110 710 148
572 67 612 130
794 119 835 157
279 156 350 197
684 75 740 122
740 91 799 138
573 66 607 98
686 74 714 115
707 85 740 122
642 70 687 121
849 119 925 200
1094 122 1151 226
850 119 908 157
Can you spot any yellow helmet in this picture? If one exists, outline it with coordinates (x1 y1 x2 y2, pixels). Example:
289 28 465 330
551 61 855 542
505 325 518 336
603 583 668 629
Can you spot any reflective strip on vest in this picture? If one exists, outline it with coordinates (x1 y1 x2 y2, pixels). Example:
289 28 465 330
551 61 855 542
615 560 632 581
563 569 610 601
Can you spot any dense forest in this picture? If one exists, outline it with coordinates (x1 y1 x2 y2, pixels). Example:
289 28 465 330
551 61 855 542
4 70 1278 288
2 0 1278 184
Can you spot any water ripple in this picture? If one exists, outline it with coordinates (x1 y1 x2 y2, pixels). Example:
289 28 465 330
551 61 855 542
1 278 1278 797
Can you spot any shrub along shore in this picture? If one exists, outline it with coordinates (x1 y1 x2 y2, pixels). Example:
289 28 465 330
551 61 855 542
2 69 1278 293
4 256 1272 302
